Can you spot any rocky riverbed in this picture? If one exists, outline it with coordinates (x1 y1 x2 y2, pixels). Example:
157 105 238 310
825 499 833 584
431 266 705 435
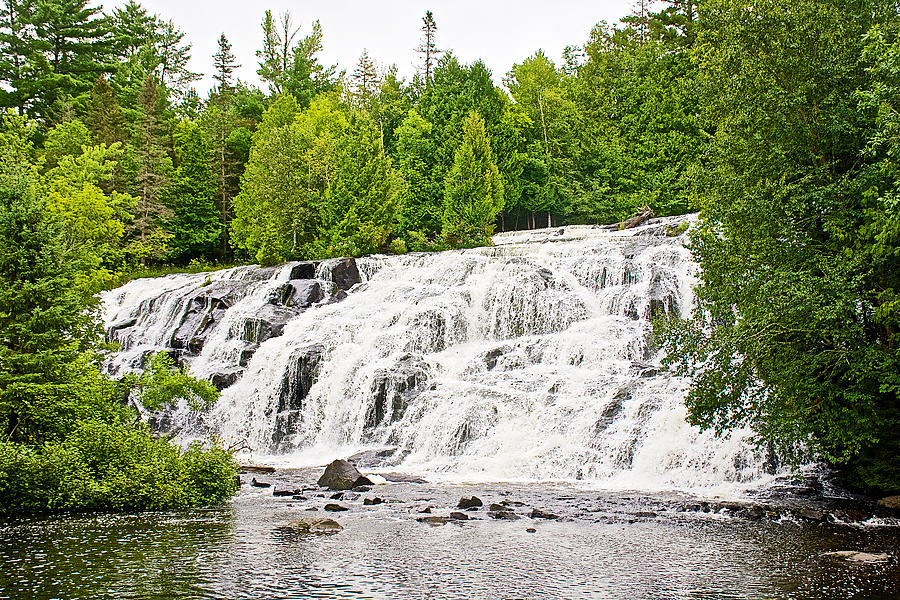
4 462 897 600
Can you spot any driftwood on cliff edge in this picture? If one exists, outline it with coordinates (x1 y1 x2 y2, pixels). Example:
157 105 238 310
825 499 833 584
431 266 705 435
600 206 655 231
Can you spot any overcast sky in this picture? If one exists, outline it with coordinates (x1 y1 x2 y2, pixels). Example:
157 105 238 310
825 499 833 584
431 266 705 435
108 1 634 93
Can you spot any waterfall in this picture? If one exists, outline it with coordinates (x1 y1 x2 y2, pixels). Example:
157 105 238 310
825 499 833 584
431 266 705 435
102 215 776 492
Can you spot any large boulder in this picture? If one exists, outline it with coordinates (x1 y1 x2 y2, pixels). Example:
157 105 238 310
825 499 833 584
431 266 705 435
241 304 297 344
269 279 325 308
318 459 373 490
288 261 319 280
327 258 361 291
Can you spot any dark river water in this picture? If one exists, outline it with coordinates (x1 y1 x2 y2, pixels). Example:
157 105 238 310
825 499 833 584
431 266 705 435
2 471 898 600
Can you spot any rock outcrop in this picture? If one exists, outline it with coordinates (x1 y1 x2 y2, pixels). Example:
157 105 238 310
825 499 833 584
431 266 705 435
318 459 373 490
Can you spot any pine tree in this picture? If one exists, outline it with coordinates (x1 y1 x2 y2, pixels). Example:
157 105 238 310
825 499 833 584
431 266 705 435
28 0 114 121
84 75 126 145
212 33 239 95
416 10 441 83
352 49 379 104
132 74 171 246
442 111 504 243
0 0 35 112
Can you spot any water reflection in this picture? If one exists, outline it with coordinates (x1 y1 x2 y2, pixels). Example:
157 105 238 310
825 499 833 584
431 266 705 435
1 486 898 600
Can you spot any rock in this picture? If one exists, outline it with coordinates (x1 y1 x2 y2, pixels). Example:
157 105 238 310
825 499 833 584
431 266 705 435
877 495 900 511
250 478 271 488
488 503 506 512
288 517 343 534
292 495 308 501
418 506 432 514
169 281 248 353
317 459 372 490
347 447 409 469
457 496 483 509
798 509 827 522
270 279 325 309
501 500 526 507
328 258 361 291
526 528 537 533
449 512 469 520
620 206 654 230
210 368 243 391
365 357 429 429
288 261 318 280
490 510 521 521
273 489 295 497
240 465 276 474
330 492 343 500
822 551 891 564
380 473 427 484
530 509 559 520
241 304 297 344
271 345 325 450
363 497 384 506
354 486 372 492
634 511 658 519
417 516 447 525
324 503 348 512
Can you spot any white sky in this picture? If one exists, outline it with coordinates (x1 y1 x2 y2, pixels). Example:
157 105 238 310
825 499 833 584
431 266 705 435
108 1 634 94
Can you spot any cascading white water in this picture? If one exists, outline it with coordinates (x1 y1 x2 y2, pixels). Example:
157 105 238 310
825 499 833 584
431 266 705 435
103 215 776 492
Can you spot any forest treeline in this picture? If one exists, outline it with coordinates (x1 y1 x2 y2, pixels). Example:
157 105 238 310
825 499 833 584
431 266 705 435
1 0 899 512
1 0 705 272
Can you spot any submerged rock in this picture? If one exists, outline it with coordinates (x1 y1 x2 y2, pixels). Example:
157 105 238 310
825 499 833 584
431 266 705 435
449 512 469 520
363 497 384 506
288 517 343 534
417 516 447 525
530 508 560 520
822 551 891 564
324 503 348 512
251 478 271 488
318 459 373 490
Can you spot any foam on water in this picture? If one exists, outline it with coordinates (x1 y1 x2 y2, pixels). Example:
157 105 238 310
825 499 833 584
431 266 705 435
102 215 778 493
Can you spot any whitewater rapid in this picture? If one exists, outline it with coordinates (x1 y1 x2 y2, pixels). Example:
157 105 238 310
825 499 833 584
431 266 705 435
102 216 778 493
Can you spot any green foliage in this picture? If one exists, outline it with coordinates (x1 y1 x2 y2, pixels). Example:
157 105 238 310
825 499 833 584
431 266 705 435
661 0 900 494
442 111 504 243
125 352 219 411
166 119 221 261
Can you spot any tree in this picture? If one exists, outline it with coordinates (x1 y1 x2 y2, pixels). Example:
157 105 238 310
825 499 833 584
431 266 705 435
320 110 400 256
257 9 299 95
166 119 220 261
0 111 98 444
131 74 171 252
84 75 127 145
394 108 440 240
442 111 504 243
0 0 35 112
212 33 239 95
352 49 379 104
26 0 114 121
661 0 900 495
416 10 441 83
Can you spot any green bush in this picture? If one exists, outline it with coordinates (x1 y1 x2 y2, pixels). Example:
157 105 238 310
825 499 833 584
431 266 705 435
0 423 238 514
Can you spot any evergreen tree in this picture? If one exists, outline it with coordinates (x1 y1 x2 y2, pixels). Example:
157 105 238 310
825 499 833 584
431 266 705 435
352 49 379 104
166 119 220 261
394 108 440 241
212 33 239 95
321 110 399 255
27 0 114 121
0 0 35 112
442 111 504 243
131 74 171 250
416 10 441 83
84 75 127 145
